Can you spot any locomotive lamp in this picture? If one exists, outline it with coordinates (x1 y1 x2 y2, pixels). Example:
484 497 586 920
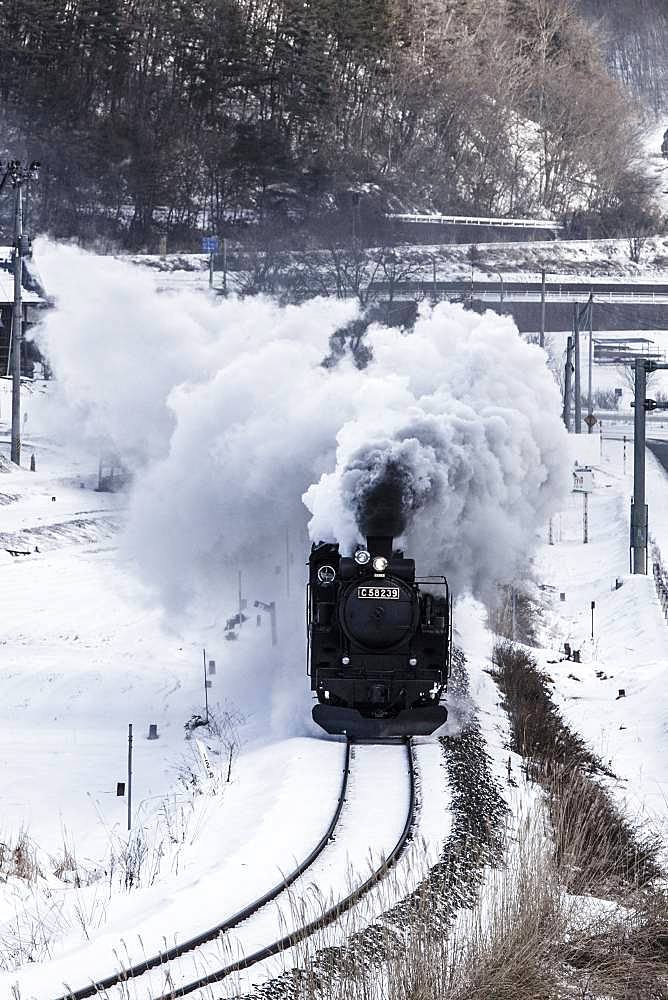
372 556 388 573
317 564 336 584
354 549 371 565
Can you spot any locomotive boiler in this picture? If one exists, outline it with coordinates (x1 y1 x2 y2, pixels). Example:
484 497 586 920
308 534 452 739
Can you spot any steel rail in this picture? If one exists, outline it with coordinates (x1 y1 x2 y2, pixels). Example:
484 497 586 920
55 740 352 1000
151 738 417 1000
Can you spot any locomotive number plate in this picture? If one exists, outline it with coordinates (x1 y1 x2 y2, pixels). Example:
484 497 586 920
357 586 400 599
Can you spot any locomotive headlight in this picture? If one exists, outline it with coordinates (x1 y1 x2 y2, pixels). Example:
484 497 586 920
372 555 388 573
317 564 336 584
354 549 371 566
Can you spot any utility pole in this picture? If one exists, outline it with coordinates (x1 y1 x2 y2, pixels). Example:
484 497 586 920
10 180 23 465
562 335 574 431
5 160 39 466
573 303 582 434
587 294 594 433
632 358 647 575
629 358 668 574
539 267 546 349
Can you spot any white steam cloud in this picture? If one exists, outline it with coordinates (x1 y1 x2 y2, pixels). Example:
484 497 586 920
304 309 570 597
32 241 569 735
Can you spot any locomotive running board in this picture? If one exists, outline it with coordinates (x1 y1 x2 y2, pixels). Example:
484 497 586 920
313 704 448 739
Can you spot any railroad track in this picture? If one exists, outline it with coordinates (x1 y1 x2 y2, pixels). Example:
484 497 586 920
54 738 416 1000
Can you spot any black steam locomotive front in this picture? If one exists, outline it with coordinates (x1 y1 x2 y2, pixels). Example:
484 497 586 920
308 535 451 738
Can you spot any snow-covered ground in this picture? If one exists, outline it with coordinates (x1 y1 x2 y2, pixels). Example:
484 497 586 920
1 271 668 998
3 404 666 998
532 433 668 851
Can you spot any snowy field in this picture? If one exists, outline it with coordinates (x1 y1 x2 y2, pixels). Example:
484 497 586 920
1 246 667 996
3 405 667 998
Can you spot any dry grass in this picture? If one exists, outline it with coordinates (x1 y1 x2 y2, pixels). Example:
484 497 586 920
0 828 42 883
546 763 661 894
491 641 662 894
490 641 603 774
266 811 569 1000
566 888 668 999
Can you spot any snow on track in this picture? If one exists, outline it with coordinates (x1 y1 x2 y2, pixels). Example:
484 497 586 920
1 739 348 1000
80 742 413 1000
184 739 452 998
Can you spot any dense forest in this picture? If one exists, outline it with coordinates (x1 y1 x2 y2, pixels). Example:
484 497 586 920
0 0 663 250
580 0 667 112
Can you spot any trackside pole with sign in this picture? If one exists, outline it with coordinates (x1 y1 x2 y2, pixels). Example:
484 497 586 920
202 235 220 288
573 466 593 544
127 723 133 831
254 599 278 646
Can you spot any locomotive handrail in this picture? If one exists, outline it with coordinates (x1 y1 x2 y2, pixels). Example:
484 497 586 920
151 738 417 999
54 741 352 1000
306 580 311 675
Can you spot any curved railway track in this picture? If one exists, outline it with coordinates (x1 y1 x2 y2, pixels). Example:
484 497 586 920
55 738 417 1000
54 741 352 1000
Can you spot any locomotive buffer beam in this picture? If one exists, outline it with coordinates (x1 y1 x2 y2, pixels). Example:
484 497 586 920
313 702 447 740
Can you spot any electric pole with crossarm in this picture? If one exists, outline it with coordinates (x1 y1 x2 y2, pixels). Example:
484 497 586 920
2 160 40 465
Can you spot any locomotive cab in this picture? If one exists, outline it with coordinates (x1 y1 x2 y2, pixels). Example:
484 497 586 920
308 535 451 739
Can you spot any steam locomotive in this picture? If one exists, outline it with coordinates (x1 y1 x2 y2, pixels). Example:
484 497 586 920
308 534 452 738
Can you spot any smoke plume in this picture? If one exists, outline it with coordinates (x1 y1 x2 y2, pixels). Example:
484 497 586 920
31 241 569 734
304 306 570 597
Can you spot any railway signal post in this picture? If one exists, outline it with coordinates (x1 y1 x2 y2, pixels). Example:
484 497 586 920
631 357 668 574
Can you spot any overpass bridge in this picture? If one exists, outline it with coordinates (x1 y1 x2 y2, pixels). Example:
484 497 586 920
368 278 668 305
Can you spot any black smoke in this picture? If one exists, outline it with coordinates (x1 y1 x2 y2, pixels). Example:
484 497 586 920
345 453 420 539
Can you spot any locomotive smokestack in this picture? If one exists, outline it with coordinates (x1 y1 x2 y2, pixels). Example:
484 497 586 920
350 457 413 540
366 535 393 559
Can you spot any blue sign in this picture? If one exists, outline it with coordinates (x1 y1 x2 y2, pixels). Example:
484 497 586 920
201 236 219 253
